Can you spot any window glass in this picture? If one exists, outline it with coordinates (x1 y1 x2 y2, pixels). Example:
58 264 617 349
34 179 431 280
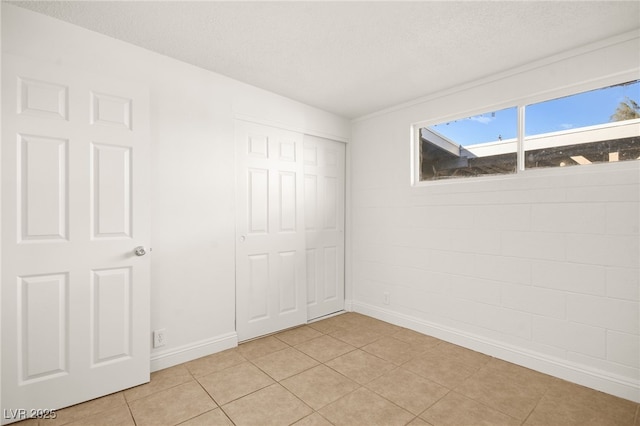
420 107 517 180
524 80 640 169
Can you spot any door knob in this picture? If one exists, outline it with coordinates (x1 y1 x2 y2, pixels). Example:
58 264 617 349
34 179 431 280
134 246 147 256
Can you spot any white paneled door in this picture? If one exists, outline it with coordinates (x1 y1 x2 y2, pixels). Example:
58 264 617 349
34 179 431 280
1 55 150 424
235 121 346 341
235 121 307 341
304 135 345 320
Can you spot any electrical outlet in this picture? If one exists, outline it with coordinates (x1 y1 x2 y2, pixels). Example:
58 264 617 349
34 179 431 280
383 291 390 305
153 329 166 348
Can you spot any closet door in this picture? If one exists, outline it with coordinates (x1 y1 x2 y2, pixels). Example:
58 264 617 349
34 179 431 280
304 135 346 320
235 121 307 342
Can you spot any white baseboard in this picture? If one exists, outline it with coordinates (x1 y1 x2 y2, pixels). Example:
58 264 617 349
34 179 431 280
344 299 354 312
150 332 238 372
352 301 640 403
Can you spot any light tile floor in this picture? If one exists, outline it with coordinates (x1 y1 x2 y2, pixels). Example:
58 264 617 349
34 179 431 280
15 312 640 425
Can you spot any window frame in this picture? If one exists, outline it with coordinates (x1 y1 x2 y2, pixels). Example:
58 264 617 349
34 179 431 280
411 74 640 186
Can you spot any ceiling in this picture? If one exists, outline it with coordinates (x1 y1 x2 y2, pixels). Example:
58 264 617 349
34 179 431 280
9 1 640 119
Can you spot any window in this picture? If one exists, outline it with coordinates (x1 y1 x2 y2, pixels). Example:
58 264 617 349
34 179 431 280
524 80 640 169
417 80 640 182
420 107 517 180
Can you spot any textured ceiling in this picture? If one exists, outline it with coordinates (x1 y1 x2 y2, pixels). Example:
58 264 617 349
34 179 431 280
9 1 640 119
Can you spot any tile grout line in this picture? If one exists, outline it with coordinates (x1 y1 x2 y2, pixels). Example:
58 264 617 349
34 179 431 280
415 387 455 424
188 359 239 426
519 385 551 426
125 400 138 426
448 361 545 425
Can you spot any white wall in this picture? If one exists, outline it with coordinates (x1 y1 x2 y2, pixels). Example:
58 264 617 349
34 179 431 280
1 5 349 370
350 32 640 402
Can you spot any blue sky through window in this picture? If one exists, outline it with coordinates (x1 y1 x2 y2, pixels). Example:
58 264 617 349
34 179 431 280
428 80 640 146
525 80 640 136
429 107 517 146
